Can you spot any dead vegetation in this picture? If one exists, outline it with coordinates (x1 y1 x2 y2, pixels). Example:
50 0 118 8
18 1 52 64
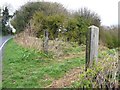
47 67 84 88
14 29 108 60
14 30 86 58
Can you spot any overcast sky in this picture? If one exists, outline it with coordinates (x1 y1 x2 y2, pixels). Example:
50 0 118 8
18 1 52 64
0 0 119 26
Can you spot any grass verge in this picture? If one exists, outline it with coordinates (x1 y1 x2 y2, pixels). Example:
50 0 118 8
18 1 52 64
2 39 85 88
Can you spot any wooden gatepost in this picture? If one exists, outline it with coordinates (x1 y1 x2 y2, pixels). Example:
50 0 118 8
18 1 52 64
43 29 49 54
86 25 99 71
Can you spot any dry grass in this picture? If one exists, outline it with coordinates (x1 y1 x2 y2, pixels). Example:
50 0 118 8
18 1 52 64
14 31 81 58
15 30 108 59
15 33 43 51
47 67 84 88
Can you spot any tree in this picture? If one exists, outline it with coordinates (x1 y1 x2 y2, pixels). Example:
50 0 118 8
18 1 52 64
11 2 103 46
2 7 9 24
66 18 78 42
74 8 101 27
100 25 119 48
12 1 68 33
72 8 101 45
31 11 66 39
2 7 10 35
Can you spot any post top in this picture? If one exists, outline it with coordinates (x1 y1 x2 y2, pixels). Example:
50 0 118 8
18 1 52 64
88 25 99 29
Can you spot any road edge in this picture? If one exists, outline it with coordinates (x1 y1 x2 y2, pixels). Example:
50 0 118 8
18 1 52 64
0 36 13 90
0 37 13 51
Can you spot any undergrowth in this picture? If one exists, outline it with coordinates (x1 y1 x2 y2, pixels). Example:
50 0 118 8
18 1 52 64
71 49 118 88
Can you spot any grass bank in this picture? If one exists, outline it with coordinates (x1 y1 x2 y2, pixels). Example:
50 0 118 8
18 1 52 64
2 39 85 88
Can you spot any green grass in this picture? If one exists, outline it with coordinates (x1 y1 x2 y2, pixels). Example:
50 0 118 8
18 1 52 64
63 45 85 55
2 39 85 88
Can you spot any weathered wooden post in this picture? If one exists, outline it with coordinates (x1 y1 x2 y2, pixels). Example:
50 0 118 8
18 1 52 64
43 29 49 54
85 25 99 71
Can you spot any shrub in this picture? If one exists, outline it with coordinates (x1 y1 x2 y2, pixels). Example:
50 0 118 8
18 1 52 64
100 26 119 48
12 1 68 33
